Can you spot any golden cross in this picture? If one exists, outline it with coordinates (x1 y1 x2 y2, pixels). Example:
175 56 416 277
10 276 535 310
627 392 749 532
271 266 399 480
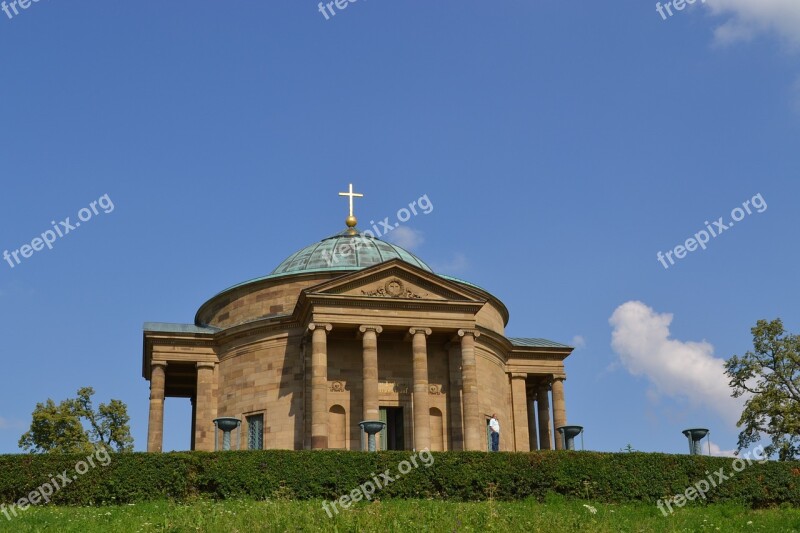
338 183 363 217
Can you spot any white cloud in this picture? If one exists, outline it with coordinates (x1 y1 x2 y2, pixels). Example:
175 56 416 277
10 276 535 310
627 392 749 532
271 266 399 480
385 226 424 251
705 0 800 46
430 252 468 275
609 301 746 424
709 440 738 457
571 335 586 350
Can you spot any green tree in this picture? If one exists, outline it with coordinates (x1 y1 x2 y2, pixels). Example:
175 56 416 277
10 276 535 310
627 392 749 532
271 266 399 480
725 318 800 460
19 387 134 453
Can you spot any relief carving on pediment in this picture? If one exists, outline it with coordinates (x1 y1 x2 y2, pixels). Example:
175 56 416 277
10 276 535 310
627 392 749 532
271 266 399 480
360 278 428 299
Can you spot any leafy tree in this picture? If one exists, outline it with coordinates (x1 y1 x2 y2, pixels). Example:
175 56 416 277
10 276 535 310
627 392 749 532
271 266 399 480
19 387 134 453
725 318 800 460
17 397 90 454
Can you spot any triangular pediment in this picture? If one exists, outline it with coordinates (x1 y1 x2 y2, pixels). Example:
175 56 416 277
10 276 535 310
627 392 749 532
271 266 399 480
305 259 486 303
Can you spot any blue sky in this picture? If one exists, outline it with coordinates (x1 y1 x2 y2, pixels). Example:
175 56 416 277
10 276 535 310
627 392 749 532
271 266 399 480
1 1 798 456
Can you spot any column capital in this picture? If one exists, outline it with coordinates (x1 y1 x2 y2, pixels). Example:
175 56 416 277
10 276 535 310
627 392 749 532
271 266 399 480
359 325 383 335
552 375 566 382
457 329 480 339
196 361 216 370
151 360 168 370
409 327 432 336
510 372 528 380
308 322 333 333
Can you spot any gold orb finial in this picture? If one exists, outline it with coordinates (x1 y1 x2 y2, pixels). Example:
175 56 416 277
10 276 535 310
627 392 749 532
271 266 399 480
346 215 357 228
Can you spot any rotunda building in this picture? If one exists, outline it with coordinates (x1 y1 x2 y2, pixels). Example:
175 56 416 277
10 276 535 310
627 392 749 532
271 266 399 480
143 204 573 453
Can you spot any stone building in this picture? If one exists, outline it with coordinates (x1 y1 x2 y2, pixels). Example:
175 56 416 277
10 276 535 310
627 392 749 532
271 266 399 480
143 187 573 452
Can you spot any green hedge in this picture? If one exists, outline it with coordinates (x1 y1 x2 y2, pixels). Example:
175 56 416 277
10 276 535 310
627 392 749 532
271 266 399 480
0 450 798 508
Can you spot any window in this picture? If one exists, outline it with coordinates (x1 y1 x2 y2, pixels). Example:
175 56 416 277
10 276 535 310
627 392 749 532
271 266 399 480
247 414 264 450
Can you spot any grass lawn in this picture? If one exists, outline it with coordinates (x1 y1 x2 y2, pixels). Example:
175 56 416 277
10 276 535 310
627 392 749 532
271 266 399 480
1 496 799 532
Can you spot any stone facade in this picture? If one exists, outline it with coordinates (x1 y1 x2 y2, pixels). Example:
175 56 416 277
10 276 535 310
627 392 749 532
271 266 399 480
143 258 573 452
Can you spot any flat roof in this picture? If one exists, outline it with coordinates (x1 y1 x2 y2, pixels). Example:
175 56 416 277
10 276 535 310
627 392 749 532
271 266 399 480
143 322 220 334
508 337 571 349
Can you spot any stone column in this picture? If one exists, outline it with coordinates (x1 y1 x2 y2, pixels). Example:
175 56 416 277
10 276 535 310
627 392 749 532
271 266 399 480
552 376 567 450
527 390 539 451
537 382 552 450
147 361 168 452
310 323 332 449
195 362 216 451
447 343 464 451
458 329 482 451
510 373 530 452
359 325 382 425
190 397 196 451
410 327 432 451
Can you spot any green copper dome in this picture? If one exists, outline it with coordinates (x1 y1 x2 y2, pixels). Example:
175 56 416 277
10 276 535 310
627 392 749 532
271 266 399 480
271 230 432 275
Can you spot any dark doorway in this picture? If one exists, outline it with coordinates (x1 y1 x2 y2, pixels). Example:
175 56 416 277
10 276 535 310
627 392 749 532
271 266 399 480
379 407 405 450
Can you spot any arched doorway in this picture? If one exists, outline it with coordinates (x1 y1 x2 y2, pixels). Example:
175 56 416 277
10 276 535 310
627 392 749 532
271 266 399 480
329 405 347 449
430 407 444 451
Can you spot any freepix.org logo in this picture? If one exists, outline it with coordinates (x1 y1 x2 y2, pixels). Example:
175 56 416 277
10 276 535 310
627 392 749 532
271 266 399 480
1 446 112 522
3 194 115 269
1 0 45 21
656 193 766 270
322 448 434 518
317 0 364 21
655 0 706 21
322 193 433 267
